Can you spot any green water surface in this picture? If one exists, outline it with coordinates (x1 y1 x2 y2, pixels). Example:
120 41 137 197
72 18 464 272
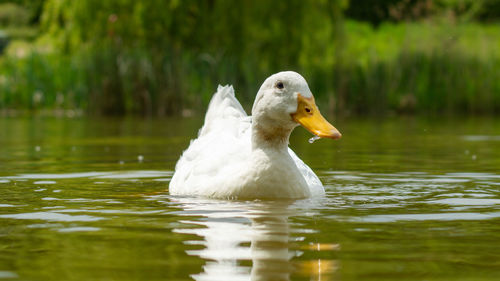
0 116 499 281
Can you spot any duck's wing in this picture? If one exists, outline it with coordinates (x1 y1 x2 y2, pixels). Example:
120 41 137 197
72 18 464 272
288 148 326 197
170 86 251 196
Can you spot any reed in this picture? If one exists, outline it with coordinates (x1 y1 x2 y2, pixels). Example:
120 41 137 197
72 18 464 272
1 21 499 116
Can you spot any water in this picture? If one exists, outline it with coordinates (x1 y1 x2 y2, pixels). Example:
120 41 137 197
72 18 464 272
308 135 320 144
0 116 499 281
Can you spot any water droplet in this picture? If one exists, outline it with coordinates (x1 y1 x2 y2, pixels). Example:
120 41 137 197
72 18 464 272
308 135 320 144
138 155 144 162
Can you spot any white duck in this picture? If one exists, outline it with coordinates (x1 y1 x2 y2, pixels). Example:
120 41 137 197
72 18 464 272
169 71 341 199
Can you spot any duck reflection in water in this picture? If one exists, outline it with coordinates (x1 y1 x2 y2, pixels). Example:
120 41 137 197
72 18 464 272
172 198 338 281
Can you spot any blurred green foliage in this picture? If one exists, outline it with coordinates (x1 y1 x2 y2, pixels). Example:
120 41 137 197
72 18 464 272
0 0 500 116
337 20 500 115
0 2 29 26
0 0 44 24
4 0 346 115
344 0 500 25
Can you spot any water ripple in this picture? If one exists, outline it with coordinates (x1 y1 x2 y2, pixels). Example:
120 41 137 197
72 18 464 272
0 212 104 222
57 226 101 233
355 212 500 222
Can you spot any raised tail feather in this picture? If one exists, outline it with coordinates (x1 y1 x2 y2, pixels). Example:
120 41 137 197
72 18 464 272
199 85 248 136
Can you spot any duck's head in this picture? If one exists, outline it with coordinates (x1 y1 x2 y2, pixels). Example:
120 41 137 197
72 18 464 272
252 71 341 140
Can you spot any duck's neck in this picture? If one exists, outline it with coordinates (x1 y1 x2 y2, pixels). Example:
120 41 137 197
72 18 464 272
251 118 294 152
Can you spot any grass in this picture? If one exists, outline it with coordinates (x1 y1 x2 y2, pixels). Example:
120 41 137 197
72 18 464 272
336 21 500 115
0 20 500 116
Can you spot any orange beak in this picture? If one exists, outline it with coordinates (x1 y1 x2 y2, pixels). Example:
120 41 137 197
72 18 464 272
291 94 341 140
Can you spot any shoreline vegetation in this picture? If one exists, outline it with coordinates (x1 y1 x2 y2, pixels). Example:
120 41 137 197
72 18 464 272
0 1 499 117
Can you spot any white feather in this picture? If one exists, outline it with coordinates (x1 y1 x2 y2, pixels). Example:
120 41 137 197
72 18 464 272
170 73 327 199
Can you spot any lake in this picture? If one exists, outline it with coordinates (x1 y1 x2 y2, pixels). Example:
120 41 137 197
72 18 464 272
0 116 499 281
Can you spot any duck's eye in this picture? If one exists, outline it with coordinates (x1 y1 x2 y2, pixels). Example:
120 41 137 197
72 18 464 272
275 82 284 89
305 107 312 113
